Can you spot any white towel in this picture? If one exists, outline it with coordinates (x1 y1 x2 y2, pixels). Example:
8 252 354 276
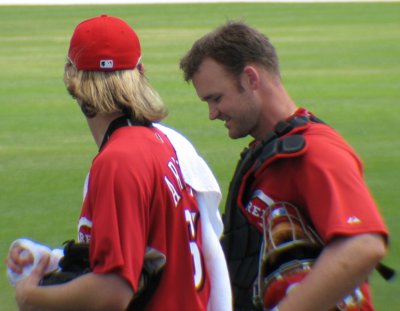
197 193 232 311
154 124 232 311
154 123 224 237
7 238 63 286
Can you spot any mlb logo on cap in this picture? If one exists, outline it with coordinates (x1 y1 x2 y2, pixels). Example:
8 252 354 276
100 60 114 69
68 14 141 71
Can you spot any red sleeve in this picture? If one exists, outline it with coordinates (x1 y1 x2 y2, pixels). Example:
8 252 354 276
297 127 388 243
86 149 152 292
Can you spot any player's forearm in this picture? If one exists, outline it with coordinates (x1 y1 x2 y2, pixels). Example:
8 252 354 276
22 272 133 311
276 233 386 311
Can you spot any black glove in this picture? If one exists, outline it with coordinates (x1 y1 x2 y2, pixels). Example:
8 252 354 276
40 240 91 286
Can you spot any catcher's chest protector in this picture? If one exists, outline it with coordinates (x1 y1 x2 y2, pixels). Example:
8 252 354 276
221 115 319 310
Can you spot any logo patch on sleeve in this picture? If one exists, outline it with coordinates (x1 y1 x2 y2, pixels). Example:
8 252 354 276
347 216 362 224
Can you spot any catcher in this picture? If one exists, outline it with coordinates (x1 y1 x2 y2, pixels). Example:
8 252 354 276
180 21 393 310
6 15 231 311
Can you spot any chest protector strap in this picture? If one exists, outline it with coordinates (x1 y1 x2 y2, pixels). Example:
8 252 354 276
221 115 321 310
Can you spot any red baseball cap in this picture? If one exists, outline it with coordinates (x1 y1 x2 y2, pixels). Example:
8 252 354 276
68 15 141 71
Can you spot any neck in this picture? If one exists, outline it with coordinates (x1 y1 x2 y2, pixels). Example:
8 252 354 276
254 74 298 141
86 112 125 148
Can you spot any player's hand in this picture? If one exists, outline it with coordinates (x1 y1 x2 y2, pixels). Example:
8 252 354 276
15 253 50 311
6 245 34 274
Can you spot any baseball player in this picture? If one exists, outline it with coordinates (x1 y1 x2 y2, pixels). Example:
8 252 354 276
180 21 390 311
6 15 231 310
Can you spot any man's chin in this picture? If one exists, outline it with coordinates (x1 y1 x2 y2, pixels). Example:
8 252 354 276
228 130 247 140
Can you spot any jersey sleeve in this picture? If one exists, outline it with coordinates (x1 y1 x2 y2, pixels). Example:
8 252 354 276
296 128 388 243
85 149 153 292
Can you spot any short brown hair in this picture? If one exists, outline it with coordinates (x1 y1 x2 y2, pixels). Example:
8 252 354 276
180 21 280 82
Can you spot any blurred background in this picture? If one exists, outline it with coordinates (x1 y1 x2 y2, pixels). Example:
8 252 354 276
0 1 399 309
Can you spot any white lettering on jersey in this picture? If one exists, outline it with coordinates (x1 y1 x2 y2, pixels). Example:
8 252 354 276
168 158 183 190
190 241 203 288
164 157 185 207
246 189 276 230
164 176 181 207
184 208 204 289
78 216 92 243
247 202 263 218
185 209 196 239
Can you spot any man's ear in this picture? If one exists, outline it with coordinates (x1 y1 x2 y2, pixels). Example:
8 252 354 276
137 63 145 75
242 65 260 90
77 99 97 118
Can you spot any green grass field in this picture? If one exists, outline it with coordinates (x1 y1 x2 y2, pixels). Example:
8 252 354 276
0 2 399 310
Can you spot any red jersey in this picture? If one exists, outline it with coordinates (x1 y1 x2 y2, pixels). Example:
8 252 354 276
78 125 210 310
241 109 388 310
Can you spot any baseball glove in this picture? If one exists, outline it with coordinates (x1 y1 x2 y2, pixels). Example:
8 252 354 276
40 240 164 310
40 240 90 286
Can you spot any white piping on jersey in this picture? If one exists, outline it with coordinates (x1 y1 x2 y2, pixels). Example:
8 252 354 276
78 216 93 230
251 189 275 206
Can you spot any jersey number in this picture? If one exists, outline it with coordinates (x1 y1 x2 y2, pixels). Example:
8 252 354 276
185 209 204 288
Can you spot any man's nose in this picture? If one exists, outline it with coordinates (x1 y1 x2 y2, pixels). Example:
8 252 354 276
208 105 219 120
